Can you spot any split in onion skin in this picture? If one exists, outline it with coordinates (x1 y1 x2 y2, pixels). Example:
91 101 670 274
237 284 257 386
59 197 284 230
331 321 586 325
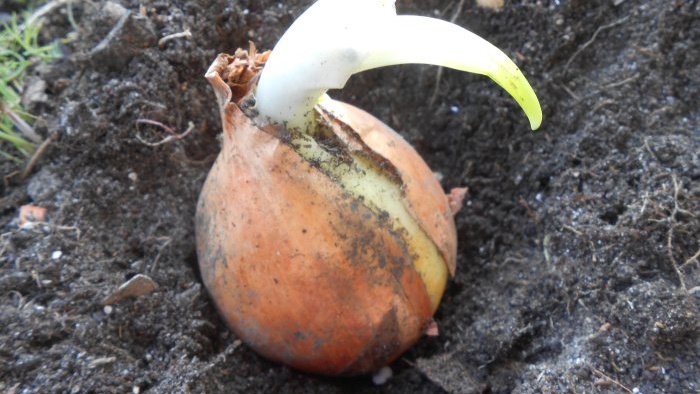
197 0 542 377
197 51 458 376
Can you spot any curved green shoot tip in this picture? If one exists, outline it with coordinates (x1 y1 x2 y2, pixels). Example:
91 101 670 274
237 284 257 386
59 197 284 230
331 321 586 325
256 0 542 130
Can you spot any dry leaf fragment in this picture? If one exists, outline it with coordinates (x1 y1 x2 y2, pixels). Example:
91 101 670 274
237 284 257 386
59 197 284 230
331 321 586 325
476 0 505 10
447 187 469 215
102 274 158 305
19 205 47 228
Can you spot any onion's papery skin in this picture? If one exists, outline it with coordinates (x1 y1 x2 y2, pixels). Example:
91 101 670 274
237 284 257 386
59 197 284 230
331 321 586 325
196 53 457 376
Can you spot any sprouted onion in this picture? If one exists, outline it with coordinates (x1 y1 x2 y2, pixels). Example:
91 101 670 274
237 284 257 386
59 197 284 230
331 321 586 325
196 0 542 376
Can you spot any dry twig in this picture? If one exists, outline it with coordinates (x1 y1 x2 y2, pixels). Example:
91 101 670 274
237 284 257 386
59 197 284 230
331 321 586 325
664 175 695 292
564 16 630 73
158 28 192 48
428 0 466 106
681 248 700 270
21 132 57 179
0 102 43 144
21 0 79 30
135 119 194 146
590 366 633 394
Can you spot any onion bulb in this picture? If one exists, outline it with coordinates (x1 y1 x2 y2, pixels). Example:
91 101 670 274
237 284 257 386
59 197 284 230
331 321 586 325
196 0 542 376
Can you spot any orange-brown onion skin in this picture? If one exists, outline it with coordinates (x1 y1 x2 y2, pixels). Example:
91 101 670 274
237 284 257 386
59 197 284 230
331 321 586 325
196 78 457 375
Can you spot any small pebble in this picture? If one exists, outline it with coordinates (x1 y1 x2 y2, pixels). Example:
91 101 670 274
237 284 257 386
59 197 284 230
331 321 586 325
372 366 393 386
51 250 63 260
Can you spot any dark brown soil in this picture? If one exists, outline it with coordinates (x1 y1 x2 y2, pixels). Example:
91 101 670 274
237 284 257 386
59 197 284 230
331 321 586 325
1 0 698 393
